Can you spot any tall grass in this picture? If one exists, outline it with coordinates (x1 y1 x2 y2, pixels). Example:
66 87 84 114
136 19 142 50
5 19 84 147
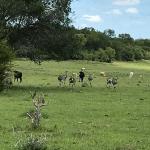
0 60 150 149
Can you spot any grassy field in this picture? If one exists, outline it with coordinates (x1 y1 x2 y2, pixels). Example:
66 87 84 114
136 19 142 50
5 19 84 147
0 60 150 150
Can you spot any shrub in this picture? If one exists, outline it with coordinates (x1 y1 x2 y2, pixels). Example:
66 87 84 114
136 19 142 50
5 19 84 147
27 92 47 129
16 134 47 150
81 50 94 61
133 46 144 60
105 47 116 63
0 41 13 91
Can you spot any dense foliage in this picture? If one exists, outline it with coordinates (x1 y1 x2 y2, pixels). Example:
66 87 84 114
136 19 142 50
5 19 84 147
0 0 73 61
9 25 150 62
0 0 150 62
0 41 12 91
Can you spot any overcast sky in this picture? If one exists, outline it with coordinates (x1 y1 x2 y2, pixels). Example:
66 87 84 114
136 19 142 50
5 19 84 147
71 0 150 39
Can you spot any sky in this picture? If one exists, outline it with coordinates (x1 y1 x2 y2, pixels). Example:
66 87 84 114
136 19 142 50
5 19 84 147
70 0 150 39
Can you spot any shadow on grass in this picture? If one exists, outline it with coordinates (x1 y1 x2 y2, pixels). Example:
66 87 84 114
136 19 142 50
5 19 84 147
11 85 82 93
10 84 125 94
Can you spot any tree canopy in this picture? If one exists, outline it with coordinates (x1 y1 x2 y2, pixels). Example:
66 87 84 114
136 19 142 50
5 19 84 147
0 1 150 63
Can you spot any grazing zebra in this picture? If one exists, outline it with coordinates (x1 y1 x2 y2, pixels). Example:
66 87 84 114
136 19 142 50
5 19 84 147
88 74 93 87
69 74 76 88
14 71 22 83
58 71 68 86
106 77 118 88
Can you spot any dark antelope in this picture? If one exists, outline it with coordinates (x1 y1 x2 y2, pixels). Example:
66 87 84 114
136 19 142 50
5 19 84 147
14 71 22 82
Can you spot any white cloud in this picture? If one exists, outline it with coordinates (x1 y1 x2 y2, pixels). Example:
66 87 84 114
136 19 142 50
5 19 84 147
113 0 141 6
126 7 139 14
83 15 102 23
105 9 122 16
112 9 123 15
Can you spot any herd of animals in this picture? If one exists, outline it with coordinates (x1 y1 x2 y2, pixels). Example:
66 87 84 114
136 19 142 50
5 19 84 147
2 68 141 90
57 68 119 88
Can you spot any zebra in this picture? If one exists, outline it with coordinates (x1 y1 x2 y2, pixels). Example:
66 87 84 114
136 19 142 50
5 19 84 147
106 77 118 88
88 74 93 87
58 71 68 86
69 73 76 89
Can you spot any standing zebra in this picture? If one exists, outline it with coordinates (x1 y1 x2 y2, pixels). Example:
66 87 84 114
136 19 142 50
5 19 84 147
88 74 94 87
58 71 68 86
106 77 118 88
69 73 77 89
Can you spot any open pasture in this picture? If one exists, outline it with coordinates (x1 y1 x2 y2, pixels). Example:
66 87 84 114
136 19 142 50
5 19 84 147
0 60 150 150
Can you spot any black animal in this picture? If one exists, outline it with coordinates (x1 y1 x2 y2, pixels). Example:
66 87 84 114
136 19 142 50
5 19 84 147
106 77 118 88
79 71 85 82
14 71 22 82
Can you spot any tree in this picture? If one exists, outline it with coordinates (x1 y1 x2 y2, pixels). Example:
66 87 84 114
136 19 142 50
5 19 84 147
73 34 87 49
120 47 135 61
133 46 144 60
105 47 116 63
0 0 72 29
0 0 73 61
0 41 13 91
104 29 115 38
118 33 134 44
94 49 108 62
85 31 110 50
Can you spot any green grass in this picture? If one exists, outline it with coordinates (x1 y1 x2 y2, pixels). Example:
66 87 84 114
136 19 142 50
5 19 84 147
0 60 150 150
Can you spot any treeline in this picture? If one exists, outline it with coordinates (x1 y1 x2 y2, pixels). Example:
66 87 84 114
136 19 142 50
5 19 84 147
11 26 150 62
0 0 150 63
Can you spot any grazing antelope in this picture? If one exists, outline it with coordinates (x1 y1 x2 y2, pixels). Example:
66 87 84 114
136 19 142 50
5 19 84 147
14 71 22 82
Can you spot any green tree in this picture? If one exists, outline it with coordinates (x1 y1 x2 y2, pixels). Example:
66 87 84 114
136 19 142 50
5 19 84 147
105 47 116 63
0 0 72 29
133 46 144 60
0 41 13 91
0 0 73 61
85 30 110 50
118 33 134 44
73 34 87 50
121 47 135 61
104 29 115 38
95 49 108 62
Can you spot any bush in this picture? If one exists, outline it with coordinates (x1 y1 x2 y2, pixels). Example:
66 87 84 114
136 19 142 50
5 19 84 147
133 46 144 60
105 47 116 63
121 48 134 61
95 49 108 62
94 48 116 63
81 50 95 61
0 41 13 91
16 134 47 150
